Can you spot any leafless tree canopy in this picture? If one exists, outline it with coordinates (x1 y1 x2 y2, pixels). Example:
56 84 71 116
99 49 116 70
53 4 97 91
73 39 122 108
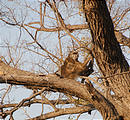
0 0 129 120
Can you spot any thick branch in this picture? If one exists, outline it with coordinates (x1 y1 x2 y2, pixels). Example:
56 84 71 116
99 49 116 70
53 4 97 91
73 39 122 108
25 22 130 48
1 17 129 47
0 60 120 119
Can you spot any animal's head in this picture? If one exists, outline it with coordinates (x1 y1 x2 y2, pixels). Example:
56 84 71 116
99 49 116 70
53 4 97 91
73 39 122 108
68 51 79 61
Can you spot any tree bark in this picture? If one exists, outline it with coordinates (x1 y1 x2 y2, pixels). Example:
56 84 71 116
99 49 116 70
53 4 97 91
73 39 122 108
0 0 130 119
0 59 121 120
83 0 130 119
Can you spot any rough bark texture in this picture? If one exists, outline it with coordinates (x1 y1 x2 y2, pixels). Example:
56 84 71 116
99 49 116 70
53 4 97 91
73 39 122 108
84 0 130 119
0 0 130 119
0 60 121 120
115 31 130 48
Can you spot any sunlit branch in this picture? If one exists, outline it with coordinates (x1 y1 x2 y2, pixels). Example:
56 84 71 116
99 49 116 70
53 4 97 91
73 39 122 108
0 88 46 118
28 105 95 120
40 2 43 27
0 99 72 109
114 7 130 28
22 25 62 63
46 0 82 46
58 31 63 63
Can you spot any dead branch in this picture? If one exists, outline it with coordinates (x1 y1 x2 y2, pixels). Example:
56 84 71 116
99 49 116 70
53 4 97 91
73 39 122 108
0 60 121 119
0 88 46 118
0 99 77 109
28 105 94 120
0 17 129 48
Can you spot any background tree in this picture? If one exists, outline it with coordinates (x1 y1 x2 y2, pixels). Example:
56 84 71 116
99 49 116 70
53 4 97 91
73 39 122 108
0 0 129 120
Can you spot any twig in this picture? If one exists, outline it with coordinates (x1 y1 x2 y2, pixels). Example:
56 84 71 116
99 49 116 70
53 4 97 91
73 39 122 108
1 88 46 117
98 71 130 79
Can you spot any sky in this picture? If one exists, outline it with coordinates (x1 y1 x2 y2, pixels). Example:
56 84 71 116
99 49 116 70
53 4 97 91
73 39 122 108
0 0 129 120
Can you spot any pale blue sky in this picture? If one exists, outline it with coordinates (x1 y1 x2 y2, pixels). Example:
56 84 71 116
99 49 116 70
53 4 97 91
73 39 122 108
0 0 129 120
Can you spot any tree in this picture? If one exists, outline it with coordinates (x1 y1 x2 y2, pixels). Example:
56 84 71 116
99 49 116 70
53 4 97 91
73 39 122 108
0 0 129 120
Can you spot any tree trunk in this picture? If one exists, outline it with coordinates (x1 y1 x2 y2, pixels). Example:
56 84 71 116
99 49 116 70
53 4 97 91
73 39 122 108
83 0 130 119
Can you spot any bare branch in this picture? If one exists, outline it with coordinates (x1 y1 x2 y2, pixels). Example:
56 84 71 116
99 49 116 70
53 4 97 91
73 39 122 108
0 99 75 109
0 60 121 119
0 88 46 118
115 30 130 48
1 17 129 48
28 105 94 120
114 7 130 28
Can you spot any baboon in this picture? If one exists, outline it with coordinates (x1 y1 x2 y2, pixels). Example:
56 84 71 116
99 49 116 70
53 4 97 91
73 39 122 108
61 51 94 79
